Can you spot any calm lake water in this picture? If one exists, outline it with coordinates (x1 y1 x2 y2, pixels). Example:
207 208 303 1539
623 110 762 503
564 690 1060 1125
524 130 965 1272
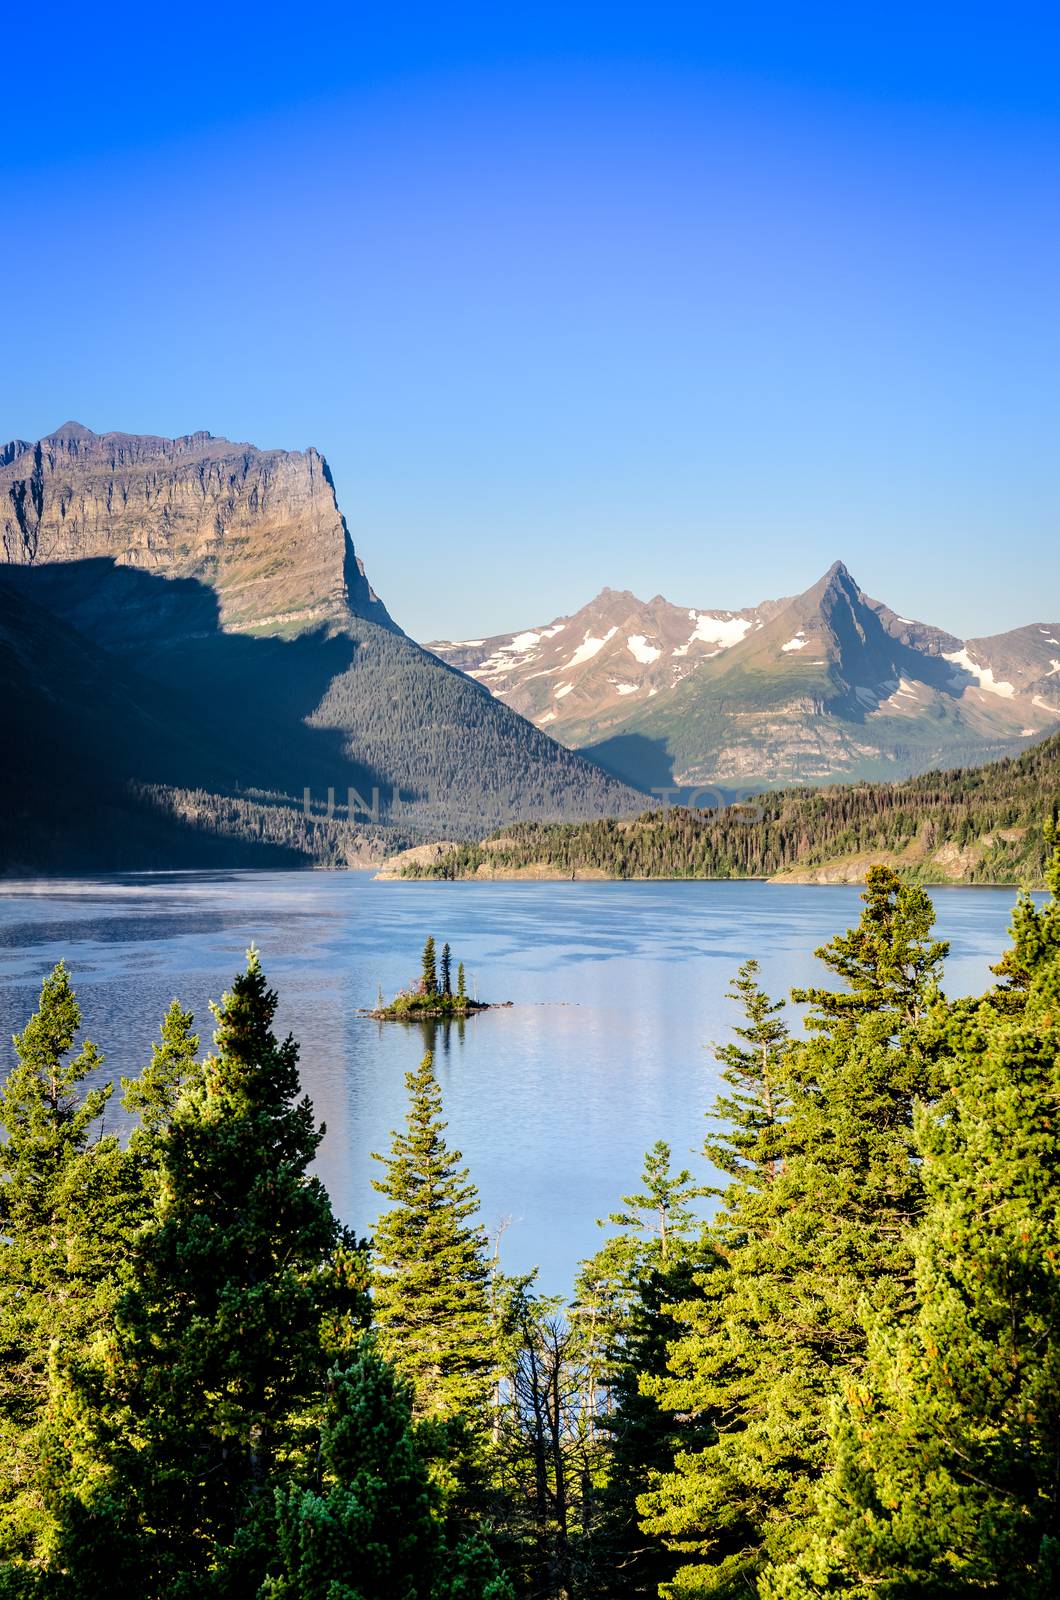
0 873 1032 1293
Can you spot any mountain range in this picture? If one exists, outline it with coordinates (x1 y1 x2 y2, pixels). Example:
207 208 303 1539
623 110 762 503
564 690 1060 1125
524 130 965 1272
429 565 1060 793
0 423 639 870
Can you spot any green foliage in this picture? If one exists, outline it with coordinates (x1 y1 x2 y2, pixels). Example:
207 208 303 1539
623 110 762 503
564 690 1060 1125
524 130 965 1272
0 963 133 1568
404 733 1060 885
372 1053 495 1426
121 998 200 1178
423 937 439 997
642 871 948 1596
265 1342 512 1600
5 826 1060 1599
376 942 483 1018
577 1146 713 1598
765 825 1060 1598
54 951 369 1595
706 960 789 1184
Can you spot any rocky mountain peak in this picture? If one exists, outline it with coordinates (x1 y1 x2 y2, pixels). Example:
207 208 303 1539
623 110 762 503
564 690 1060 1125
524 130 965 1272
0 424 395 636
49 420 96 440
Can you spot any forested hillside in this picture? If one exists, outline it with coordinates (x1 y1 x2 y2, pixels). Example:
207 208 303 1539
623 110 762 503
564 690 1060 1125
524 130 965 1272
397 730 1060 885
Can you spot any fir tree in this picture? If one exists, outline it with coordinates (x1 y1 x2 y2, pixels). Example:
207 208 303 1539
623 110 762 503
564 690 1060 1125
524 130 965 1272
458 964 467 1002
643 872 948 1595
121 997 199 1178
577 1145 710 1598
54 952 367 1595
791 865 947 1031
706 960 789 1184
265 1342 512 1600
422 938 439 998
0 963 130 1567
372 1053 494 1424
766 827 1060 1598
441 943 452 999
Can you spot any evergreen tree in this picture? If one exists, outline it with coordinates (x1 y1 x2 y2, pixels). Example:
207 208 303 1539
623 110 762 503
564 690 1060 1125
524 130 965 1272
577 1145 710 1598
372 1053 494 1424
457 964 467 1002
441 944 452 999
54 952 368 1595
422 938 439 998
766 827 1060 1598
264 1342 512 1600
121 998 200 1179
0 963 130 1568
642 872 948 1596
706 961 789 1184
791 865 947 1030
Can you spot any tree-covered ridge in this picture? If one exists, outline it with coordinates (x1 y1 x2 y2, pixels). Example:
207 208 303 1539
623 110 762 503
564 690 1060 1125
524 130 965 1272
398 731 1060 884
3 839 1060 1595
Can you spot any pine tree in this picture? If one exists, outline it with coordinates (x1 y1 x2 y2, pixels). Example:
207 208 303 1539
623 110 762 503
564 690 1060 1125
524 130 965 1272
441 944 452 999
54 952 368 1594
642 871 948 1595
706 960 789 1184
0 962 131 1567
766 827 1060 1598
265 1342 512 1600
458 964 467 1002
372 1053 494 1424
121 997 199 1179
422 937 439 998
577 1145 710 1598
791 865 947 1030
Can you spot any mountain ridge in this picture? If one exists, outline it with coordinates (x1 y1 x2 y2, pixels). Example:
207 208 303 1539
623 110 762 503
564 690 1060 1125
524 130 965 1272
428 564 1060 791
0 423 644 870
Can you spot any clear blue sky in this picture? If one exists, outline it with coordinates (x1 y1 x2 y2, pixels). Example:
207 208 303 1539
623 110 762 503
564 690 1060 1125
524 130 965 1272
3 1 1058 641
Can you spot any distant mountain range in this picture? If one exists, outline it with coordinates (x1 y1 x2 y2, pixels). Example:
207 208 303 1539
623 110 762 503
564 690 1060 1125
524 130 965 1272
428 564 1060 792
0 423 639 870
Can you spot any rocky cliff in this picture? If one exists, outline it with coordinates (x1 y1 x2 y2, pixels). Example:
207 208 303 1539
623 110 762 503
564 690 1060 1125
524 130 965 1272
0 422 393 633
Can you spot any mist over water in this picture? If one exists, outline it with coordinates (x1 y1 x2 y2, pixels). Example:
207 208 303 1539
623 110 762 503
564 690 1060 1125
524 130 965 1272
0 872 1028 1293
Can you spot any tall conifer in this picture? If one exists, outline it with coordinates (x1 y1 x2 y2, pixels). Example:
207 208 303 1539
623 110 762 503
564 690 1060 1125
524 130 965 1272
57 952 366 1594
265 1342 512 1599
372 1053 494 1424
0 963 130 1567
422 938 439 998
767 828 1060 1597
643 872 947 1595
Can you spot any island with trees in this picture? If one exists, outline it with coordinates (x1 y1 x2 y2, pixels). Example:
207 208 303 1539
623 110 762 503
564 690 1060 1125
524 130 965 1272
369 936 502 1019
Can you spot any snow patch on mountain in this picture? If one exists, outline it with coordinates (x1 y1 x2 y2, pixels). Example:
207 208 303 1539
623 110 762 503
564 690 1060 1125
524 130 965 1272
943 647 1017 699
626 634 661 664
673 612 753 657
565 627 618 668
782 632 808 652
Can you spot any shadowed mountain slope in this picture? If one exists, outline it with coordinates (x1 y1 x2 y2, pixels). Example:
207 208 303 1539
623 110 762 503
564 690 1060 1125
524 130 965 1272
0 425 643 870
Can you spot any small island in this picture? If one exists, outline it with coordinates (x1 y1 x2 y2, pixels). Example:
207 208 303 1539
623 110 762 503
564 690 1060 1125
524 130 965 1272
368 937 501 1019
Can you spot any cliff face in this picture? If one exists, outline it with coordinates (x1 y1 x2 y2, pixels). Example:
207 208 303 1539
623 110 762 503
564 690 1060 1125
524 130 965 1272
0 421 394 634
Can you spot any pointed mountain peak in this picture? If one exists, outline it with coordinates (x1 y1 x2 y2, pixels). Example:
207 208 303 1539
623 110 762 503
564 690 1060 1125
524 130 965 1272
46 419 98 444
800 559 865 610
48 421 96 440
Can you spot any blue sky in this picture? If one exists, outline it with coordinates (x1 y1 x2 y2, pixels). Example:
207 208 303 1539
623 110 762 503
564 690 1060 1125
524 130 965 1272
3 2 1058 640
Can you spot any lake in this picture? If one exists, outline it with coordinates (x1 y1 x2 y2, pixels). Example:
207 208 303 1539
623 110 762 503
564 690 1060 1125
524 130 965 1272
0 872 1031 1293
